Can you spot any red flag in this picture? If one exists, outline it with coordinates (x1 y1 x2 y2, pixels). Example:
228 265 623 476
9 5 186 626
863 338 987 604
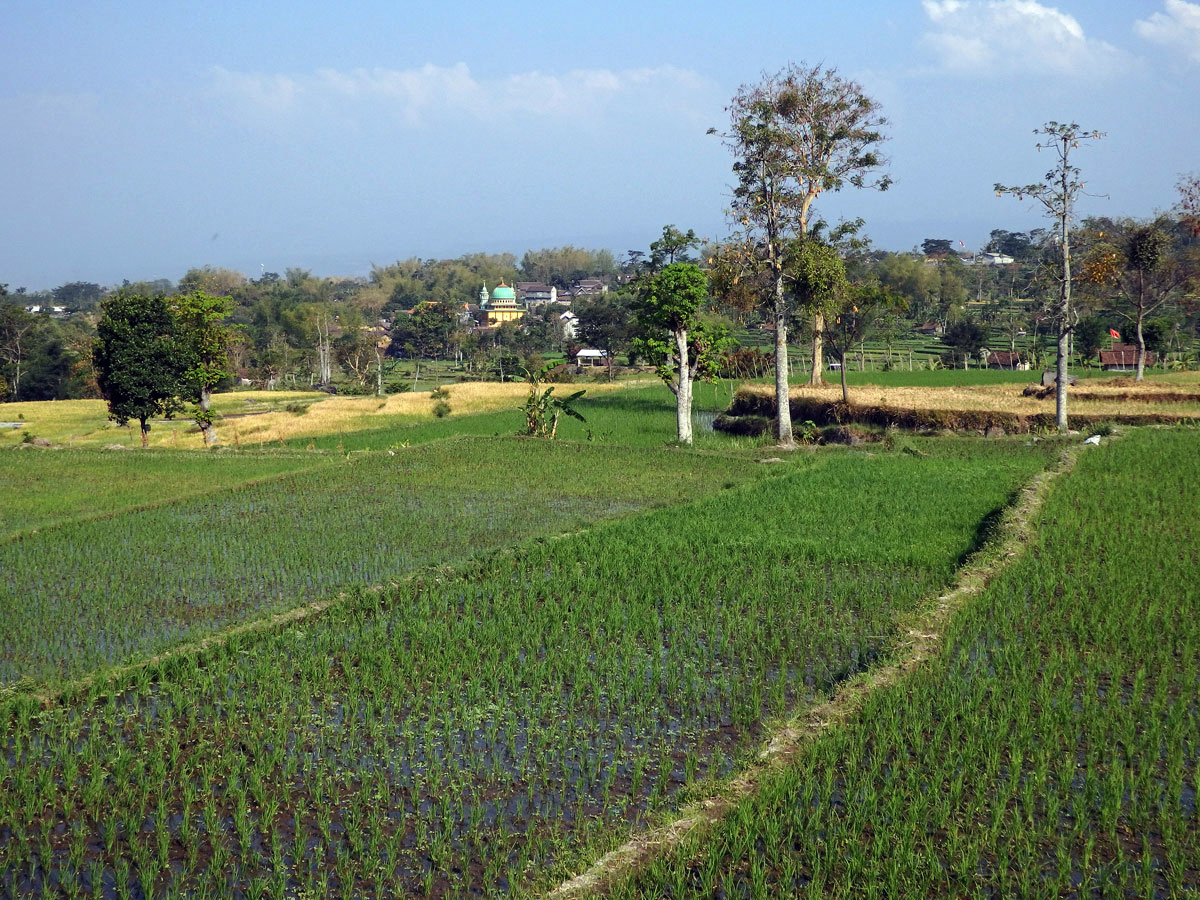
1109 328 1121 339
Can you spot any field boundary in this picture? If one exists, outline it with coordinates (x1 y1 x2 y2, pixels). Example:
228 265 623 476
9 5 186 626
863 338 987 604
544 439 1087 899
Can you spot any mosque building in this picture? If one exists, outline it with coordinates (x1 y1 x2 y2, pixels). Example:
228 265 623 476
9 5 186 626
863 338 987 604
477 282 526 327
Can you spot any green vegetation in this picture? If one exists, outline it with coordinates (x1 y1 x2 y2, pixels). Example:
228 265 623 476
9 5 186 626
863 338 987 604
0 437 773 686
0 449 326 538
610 427 1199 899
0 436 1054 899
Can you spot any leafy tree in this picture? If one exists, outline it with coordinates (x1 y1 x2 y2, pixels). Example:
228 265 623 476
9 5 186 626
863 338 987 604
942 320 988 369
1074 316 1108 361
649 225 699 271
985 229 1035 260
826 279 906 402
0 305 38 401
172 291 234 445
996 121 1104 430
921 238 954 258
633 262 727 445
574 294 634 380
1080 218 1191 379
713 62 889 445
179 266 247 297
1178 172 1200 237
390 300 458 382
51 281 105 311
520 247 616 287
93 293 187 447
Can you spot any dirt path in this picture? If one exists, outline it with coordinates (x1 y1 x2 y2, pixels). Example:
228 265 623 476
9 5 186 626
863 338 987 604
544 442 1084 899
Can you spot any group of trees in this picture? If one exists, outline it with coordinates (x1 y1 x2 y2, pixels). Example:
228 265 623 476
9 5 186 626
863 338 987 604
6 64 1198 445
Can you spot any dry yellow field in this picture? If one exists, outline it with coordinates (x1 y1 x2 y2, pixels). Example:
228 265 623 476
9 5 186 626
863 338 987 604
0 381 636 449
744 373 1200 422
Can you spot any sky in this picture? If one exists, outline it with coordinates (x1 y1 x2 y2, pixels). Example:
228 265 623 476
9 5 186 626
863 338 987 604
3 0 1198 291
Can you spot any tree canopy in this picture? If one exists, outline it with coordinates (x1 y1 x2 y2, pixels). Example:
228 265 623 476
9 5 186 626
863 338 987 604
93 293 188 446
715 61 889 444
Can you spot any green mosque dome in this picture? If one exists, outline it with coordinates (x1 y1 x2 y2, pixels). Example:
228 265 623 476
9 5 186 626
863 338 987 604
491 282 516 301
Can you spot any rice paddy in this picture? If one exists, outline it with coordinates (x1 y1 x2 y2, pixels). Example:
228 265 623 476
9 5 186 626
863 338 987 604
607 427 1200 899
0 434 1057 899
0 437 775 687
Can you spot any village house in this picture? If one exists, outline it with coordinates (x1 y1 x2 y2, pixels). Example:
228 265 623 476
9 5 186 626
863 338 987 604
515 282 557 305
574 348 607 367
571 278 607 297
1098 343 1158 372
985 350 1027 370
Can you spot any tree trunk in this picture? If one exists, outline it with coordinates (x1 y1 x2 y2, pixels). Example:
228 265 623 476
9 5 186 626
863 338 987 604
773 274 794 448
198 387 217 446
675 328 693 446
1055 158 1073 432
839 353 849 404
808 313 825 385
1135 272 1147 381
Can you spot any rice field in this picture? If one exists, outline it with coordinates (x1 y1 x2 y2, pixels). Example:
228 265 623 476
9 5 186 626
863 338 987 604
0 437 1057 899
0 450 329 539
608 427 1200 899
0 437 780 688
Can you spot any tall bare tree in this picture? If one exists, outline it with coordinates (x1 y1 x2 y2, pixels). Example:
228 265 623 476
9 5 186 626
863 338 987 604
713 62 889 446
996 121 1104 431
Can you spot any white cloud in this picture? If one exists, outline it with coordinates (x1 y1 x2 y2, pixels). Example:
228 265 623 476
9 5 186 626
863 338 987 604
1134 0 1200 63
207 62 714 128
919 0 1128 76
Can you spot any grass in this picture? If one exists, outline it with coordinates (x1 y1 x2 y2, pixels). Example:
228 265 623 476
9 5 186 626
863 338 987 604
0 436 1057 899
607 426 1200 899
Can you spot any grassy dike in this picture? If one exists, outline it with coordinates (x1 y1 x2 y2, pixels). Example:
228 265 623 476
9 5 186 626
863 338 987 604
604 427 1199 899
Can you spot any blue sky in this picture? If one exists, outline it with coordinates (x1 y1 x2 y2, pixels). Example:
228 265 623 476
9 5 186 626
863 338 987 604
3 0 1198 290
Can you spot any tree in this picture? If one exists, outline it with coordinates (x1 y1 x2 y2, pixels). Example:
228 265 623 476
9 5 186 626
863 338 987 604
1074 316 1108 362
93 293 187 447
0 305 38 402
1178 172 1200 238
649 225 699 271
173 291 234 446
786 236 848 385
1080 218 1194 380
826 278 907 403
996 121 1103 430
921 238 954 258
51 281 105 311
715 62 889 445
574 294 634 380
633 262 726 445
942 320 988 370
335 327 381 389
